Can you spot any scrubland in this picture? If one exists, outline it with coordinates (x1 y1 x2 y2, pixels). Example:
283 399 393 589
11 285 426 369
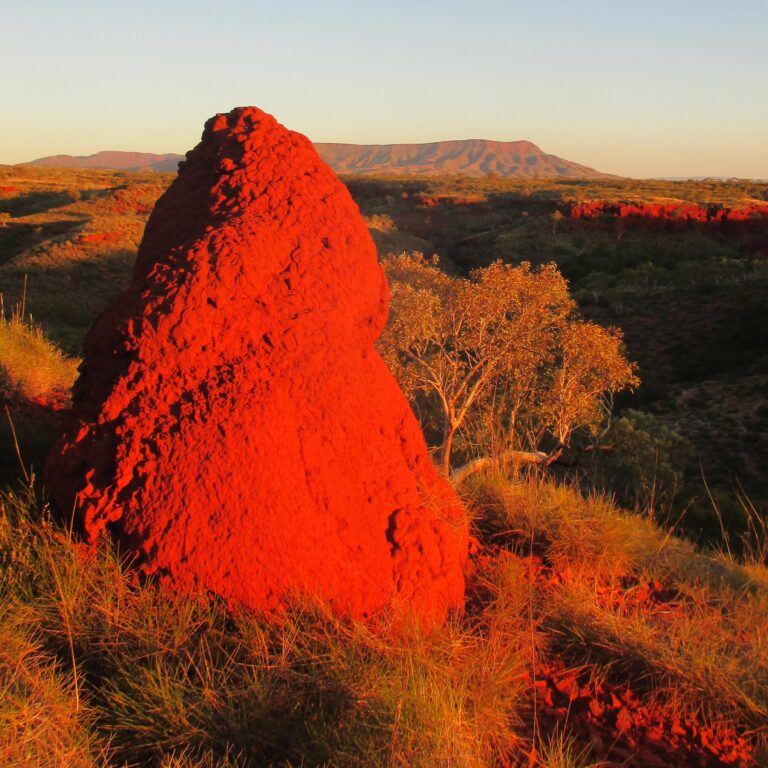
1 165 767 766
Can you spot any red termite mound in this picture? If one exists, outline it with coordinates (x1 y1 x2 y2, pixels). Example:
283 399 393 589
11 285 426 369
45 107 468 625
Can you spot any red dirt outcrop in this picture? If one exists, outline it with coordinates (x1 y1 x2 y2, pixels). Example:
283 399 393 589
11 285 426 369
45 106 469 625
569 201 768 234
528 659 753 767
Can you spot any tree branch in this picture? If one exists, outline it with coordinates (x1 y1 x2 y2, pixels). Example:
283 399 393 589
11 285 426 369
450 449 550 485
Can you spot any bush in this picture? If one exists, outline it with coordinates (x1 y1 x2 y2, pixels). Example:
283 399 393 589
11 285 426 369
591 410 692 513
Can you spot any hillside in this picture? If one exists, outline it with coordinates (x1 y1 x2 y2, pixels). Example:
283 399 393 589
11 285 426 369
27 151 183 173
2 168 767 519
26 139 613 178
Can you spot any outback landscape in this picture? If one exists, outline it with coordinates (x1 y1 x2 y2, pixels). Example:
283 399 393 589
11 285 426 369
0 102 766 768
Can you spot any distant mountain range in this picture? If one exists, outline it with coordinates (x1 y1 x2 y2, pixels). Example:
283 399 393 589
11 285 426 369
26 139 613 178
26 151 183 173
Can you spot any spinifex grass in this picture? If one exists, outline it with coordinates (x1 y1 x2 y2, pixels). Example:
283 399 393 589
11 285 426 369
0 483 529 767
467 472 768 759
3 469 767 766
0 294 78 403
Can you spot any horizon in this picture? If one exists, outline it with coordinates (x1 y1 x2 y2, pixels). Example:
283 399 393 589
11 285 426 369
2 0 767 178
16 144 768 182
17 139 768 183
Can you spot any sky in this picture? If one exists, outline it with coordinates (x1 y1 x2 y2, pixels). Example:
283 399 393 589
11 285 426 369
1 0 767 178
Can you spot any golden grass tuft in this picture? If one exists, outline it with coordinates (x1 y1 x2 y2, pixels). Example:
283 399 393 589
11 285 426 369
0 484 530 767
0 297 79 403
0 618 106 768
467 472 768 757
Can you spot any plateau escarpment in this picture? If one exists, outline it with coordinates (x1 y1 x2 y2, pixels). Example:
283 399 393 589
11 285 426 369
317 139 612 178
27 151 184 173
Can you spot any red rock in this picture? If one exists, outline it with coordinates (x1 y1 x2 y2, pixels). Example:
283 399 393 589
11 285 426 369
615 707 633 734
45 106 468 626
569 200 768 234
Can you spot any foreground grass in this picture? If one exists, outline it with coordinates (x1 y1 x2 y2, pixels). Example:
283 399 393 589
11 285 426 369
470 476 768 762
0 482 531 768
1 472 766 766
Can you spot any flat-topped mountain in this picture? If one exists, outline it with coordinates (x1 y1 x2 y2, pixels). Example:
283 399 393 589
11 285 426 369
316 139 611 178
27 151 183 173
26 139 612 178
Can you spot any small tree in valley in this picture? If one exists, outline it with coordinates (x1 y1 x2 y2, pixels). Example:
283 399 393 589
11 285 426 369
378 253 638 480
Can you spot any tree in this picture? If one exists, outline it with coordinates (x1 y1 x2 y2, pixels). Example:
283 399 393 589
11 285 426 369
0 212 10 228
582 271 612 303
378 253 638 481
550 209 565 234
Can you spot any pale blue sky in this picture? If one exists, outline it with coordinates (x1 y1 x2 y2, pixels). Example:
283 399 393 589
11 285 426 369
1 0 766 177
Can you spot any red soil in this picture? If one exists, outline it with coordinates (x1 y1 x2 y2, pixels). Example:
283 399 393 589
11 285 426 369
45 107 468 626
529 659 752 767
418 193 490 209
77 231 121 244
109 188 154 216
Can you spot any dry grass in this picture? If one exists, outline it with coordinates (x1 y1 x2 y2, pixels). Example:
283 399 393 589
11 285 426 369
0 298 79 403
0 472 765 766
0 483 531 767
468 472 768 757
534 727 602 768
0 619 104 767
0 165 165 353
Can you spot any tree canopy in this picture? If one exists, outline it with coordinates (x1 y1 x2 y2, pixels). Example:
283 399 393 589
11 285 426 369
378 253 638 479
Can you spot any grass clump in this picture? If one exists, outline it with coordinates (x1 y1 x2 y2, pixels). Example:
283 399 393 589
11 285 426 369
0 297 78 403
0 617 105 767
533 727 601 768
0 489 104 766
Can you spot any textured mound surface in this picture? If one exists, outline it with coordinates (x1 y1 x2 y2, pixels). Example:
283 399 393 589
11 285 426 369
45 107 468 625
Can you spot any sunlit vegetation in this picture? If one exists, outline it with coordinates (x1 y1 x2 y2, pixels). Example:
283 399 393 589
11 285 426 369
0 165 166 354
0 297 78 405
379 254 637 478
347 174 768 541
1 163 765 527
1 472 765 766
